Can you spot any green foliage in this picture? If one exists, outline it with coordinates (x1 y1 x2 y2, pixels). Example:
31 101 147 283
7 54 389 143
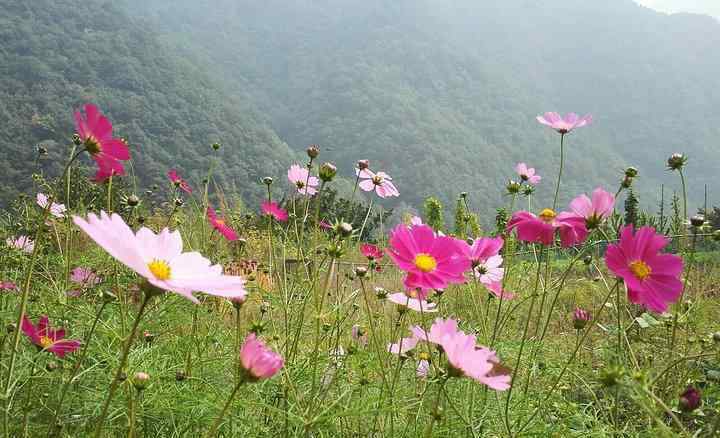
624 189 639 227
316 188 392 241
453 199 466 238
423 196 444 232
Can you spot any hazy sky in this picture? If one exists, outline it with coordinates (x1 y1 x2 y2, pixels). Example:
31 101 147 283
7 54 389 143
635 0 720 18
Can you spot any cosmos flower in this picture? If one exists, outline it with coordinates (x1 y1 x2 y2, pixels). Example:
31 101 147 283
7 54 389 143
261 201 288 222
409 216 423 226
387 224 470 291
569 187 615 229
70 267 102 286
21 315 81 358
357 169 399 198
416 359 430 378
207 207 238 241
0 281 18 292
6 236 34 253
484 281 515 301
456 237 505 284
605 225 683 313
515 163 541 185
387 290 438 313
360 243 383 260
167 169 192 194
239 333 284 381
536 112 592 134
288 164 319 196
507 209 588 247
74 104 130 182
36 193 66 218
73 211 247 304
440 332 511 390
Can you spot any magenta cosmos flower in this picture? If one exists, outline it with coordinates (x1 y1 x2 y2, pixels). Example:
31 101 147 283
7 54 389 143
507 209 588 247
36 193 66 218
569 187 615 229
360 243 383 260
6 236 34 253
0 281 18 292
387 224 470 291
21 315 81 358
207 207 238 241
536 112 592 135
73 211 247 304
240 333 284 381
74 104 130 182
288 164 319 195
605 225 683 313
261 201 288 222
167 169 192 194
357 169 399 198
515 163 541 185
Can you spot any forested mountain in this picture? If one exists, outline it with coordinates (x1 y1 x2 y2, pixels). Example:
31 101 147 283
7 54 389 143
120 0 720 215
0 0 295 206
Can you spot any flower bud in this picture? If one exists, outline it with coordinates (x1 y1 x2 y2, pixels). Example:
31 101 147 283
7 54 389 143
37 145 48 156
459 192 468 199
136 216 146 225
678 386 701 412
262 177 273 186
375 287 388 299
690 215 705 227
211 142 221 151
319 162 337 182
338 222 353 238
127 195 140 207
667 153 687 171
506 180 521 195
174 198 184 207
522 185 535 196
621 176 633 189
72 134 82 146
624 167 638 178
713 332 720 343
599 365 624 387
6 323 16 334
132 372 150 390
175 370 186 381
582 255 592 266
143 331 155 344
230 294 247 309
306 144 320 159
46 361 58 372
354 266 367 278
357 159 369 170
573 308 591 330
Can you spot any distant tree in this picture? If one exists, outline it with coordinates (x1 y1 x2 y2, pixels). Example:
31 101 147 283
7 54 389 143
423 197 444 232
624 189 639 227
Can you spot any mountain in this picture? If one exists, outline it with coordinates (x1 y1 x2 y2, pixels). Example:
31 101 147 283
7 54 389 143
120 0 719 219
0 0 295 207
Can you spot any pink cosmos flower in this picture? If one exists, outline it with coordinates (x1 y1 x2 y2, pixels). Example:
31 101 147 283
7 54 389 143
74 104 130 181
484 281 515 301
388 318 458 355
605 225 683 313
456 237 505 283
70 267 102 286
440 331 511 390
261 201 289 222
207 207 238 241
387 291 438 313
288 164 319 196
0 281 18 292
507 209 588 247
417 359 430 378
536 112 592 134
319 220 333 230
73 211 247 304
387 224 470 291
360 243 383 260
357 169 399 198
569 187 615 229
36 193 66 218
167 169 192 194
239 333 284 381
6 236 34 253
351 325 368 346
515 163 541 185
21 315 81 358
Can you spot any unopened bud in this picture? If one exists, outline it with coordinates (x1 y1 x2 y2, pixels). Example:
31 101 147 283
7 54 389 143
667 153 687 171
37 145 48 156
506 180 521 195
211 143 221 151
583 255 592 266
132 372 150 390
690 215 705 227
262 177 273 186
175 370 186 381
6 323 15 334
319 162 337 182
306 144 320 159
72 134 82 146
678 386 701 412
338 222 353 238
459 192 467 199
624 167 638 178
354 266 368 278
127 195 140 207
357 160 369 170
621 176 633 189
137 216 146 225
174 198 184 207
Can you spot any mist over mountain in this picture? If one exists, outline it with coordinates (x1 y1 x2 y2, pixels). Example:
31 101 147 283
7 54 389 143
119 0 718 217
1 0 717 219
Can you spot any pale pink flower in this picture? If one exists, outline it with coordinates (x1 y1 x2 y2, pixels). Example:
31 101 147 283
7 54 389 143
357 169 399 198
7 236 34 253
537 112 592 134
569 187 615 229
73 211 247 304
288 164 319 195
515 163 541 185
416 360 430 378
36 193 66 218
440 331 511 390
387 291 438 313
484 281 515 300
239 333 284 381
475 255 504 285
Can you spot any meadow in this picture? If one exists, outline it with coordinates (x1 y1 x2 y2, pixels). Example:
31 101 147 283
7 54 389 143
1 105 719 437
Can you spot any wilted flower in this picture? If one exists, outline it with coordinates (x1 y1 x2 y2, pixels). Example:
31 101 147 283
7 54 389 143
288 164 319 196
167 169 192 194
357 169 399 198
605 225 683 313
74 104 130 182
6 236 34 253
21 315 81 358
73 211 247 303
515 163 541 185
239 333 284 381
207 207 238 241
625 167 638 178
36 193 66 218
261 201 288 222
537 112 592 134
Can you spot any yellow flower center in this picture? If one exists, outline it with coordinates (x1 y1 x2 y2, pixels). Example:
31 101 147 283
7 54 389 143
539 208 557 223
215 219 225 226
148 259 171 281
418 351 431 361
629 260 651 281
39 336 53 349
84 136 102 154
414 253 437 273
372 175 383 185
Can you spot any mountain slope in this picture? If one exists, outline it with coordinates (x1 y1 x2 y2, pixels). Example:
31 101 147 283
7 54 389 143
0 0 294 206
121 0 719 217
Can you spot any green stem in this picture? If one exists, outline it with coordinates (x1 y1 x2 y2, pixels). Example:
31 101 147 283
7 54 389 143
552 133 565 210
204 380 244 438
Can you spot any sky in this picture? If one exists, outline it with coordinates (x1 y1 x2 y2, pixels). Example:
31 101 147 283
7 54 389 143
635 0 720 18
